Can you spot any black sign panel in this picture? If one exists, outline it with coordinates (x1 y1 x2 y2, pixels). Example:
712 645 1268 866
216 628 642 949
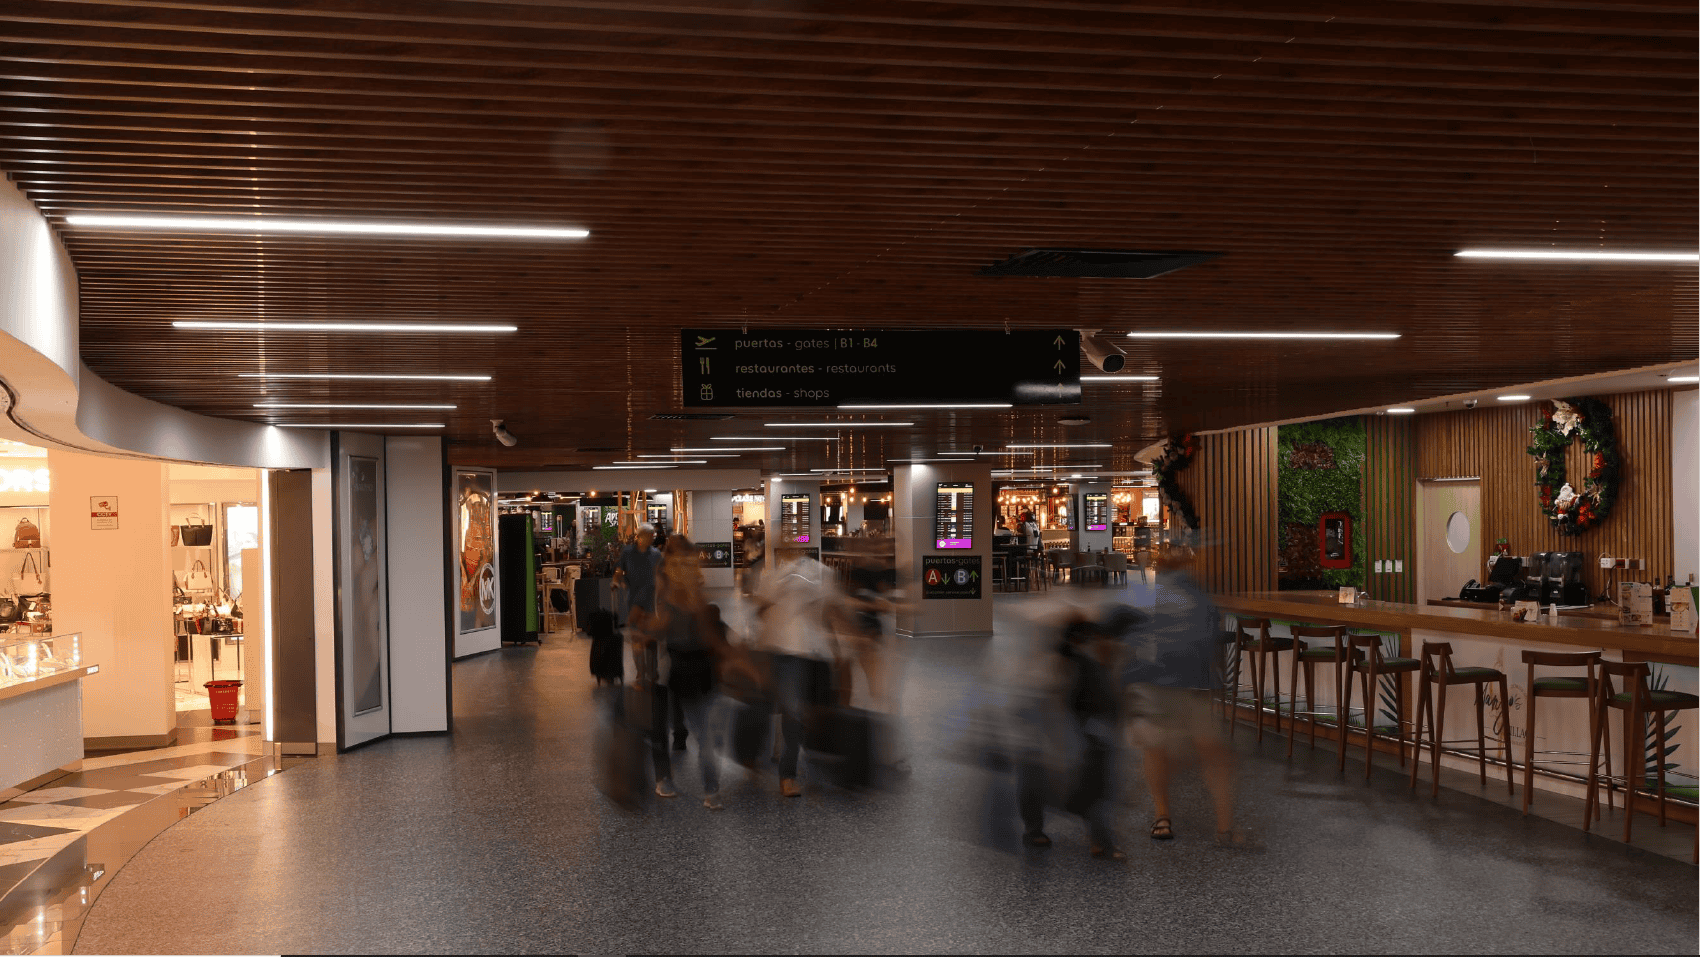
697 541 733 568
779 493 812 545
935 482 974 549
922 555 983 600
1084 492 1109 532
681 329 1080 407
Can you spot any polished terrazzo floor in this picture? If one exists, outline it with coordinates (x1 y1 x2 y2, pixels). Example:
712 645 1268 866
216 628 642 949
73 585 1699 955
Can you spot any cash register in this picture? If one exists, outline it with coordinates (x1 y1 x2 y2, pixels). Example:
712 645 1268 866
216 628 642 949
1460 553 1523 603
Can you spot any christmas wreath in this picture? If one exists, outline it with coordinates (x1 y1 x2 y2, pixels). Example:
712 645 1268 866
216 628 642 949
1153 433 1200 530
1525 397 1620 536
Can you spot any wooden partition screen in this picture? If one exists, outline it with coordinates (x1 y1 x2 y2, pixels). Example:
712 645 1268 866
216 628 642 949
1177 426 1278 595
1364 415 1418 604
1415 388 1674 598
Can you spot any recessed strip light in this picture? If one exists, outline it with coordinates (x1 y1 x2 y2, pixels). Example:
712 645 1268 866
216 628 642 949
176 321 516 333
809 468 886 473
1127 331 1399 340
671 446 783 452
65 213 589 240
711 436 836 442
764 422 913 428
614 460 706 465
1497 395 1531 401
1670 376 1698 384
1455 249 1698 262
1007 443 1112 449
237 373 492 381
838 403 1012 410
636 453 741 459
255 403 456 410
273 423 443 429
1387 408 1417 414
592 464 677 470
1082 375 1160 382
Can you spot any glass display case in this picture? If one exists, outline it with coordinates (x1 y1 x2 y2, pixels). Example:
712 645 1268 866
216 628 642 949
0 632 81 687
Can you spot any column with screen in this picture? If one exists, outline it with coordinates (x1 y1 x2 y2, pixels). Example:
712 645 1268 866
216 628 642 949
1084 492 1109 531
935 482 974 549
780 493 812 545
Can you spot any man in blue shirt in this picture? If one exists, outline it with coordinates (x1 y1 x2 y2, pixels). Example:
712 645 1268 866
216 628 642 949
614 524 662 626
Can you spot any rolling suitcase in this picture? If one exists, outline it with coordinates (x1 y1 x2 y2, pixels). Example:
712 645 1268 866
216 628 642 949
731 697 773 769
590 635 624 684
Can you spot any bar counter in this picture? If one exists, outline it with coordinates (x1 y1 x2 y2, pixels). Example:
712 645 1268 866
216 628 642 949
1217 591 1696 663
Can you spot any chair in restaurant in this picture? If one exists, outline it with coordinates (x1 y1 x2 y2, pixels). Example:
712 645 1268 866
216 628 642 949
1072 551 1106 587
1584 660 1700 844
1101 551 1129 586
1520 650 1604 817
1285 625 1349 759
1339 633 1419 778
1005 550 1030 592
1409 641 1514 799
1228 617 1293 742
990 554 1007 592
1051 549 1074 584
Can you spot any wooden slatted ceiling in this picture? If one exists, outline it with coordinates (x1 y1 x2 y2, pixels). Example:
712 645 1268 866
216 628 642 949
0 0 1692 469
1414 389 1676 597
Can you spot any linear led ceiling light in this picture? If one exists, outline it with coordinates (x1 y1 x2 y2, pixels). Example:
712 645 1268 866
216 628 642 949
65 213 589 240
636 453 741 459
592 464 677 470
1127 331 1399 340
1082 375 1160 383
671 446 782 452
614 460 706 465
1670 376 1698 384
809 468 886 473
237 373 492 381
838 403 1011 410
1497 395 1532 402
1007 443 1112 449
176 321 516 333
1387 407 1417 414
711 436 836 442
255 402 455 410
1455 249 1698 262
274 423 443 429
764 422 913 428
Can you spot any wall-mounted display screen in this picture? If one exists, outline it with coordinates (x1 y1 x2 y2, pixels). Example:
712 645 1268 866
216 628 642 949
935 482 974 549
1084 492 1109 532
780 493 812 545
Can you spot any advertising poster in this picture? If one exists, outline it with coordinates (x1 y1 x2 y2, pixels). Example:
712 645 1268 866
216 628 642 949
458 471 498 634
350 456 385 716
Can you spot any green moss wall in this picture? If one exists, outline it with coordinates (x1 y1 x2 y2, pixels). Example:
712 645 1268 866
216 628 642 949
1278 417 1367 590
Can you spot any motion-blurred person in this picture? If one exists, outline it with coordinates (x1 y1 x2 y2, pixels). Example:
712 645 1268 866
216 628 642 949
613 523 661 628
1018 615 1126 860
752 543 843 797
1121 545 1254 848
636 535 740 809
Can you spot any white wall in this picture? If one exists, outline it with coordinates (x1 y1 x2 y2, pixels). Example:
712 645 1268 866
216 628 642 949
385 436 449 734
312 468 337 747
894 463 994 639
46 449 175 745
1675 389 1698 583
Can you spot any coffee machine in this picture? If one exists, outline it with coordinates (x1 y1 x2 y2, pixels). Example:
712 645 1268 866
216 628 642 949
1538 551 1589 606
1512 553 1549 602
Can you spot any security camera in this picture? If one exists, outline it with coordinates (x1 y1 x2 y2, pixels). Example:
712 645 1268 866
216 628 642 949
491 419 519 447
973 444 985 454
1078 328 1126 373
1463 399 1479 410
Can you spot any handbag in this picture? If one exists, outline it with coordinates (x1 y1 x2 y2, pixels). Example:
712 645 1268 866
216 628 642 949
178 515 214 547
11 517 40 549
0 597 16 624
183 559 213 593
12 554 46 597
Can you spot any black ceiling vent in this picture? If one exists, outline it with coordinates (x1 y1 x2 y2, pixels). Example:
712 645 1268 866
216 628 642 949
978 248 1223 279
651 412 736 420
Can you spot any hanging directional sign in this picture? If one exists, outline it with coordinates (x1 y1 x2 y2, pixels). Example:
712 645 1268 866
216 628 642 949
681 329 1080 407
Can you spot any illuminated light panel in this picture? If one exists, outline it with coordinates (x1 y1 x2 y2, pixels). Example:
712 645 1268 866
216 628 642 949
1455 249 1698 262
592 464 677 470
176 321 516 333
1387 408 1417 414
237 373 491 381
636 453 741 459
1670 376 1698 384
837 403 1011 409
711 436 836 441
1128 331 1399 340
809 468 886 472
274 423 443 429
1007 443 1112 449
254 403 455 410
613 460 706 465
672 446 783 452
1082 375 1160 382
1497 395 1532 401
764 422 913 427
65 213 589 240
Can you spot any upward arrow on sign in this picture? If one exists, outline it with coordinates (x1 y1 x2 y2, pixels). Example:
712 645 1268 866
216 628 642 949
1053 360 1066 373
1053 335 1066 348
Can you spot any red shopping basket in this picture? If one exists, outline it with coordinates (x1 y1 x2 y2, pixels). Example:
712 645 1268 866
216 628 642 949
204 680 243 722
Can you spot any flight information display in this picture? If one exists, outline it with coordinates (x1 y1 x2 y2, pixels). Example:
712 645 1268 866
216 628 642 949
1084 492 1109 532
935 482 974 549
780 493 812 545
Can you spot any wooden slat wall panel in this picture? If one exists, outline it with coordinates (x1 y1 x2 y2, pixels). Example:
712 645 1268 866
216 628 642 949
1364 415 1417 603
1178 426 1277 595
1416 388 1674 597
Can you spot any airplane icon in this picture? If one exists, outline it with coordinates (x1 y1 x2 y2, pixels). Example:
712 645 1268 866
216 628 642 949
694 335 716 349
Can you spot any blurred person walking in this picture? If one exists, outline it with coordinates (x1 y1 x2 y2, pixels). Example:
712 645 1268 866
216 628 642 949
752 543 844 798
614 523 662 628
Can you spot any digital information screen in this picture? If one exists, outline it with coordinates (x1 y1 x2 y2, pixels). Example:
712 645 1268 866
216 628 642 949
780 493 812 545
935 482 974 549
1084 492 1109 532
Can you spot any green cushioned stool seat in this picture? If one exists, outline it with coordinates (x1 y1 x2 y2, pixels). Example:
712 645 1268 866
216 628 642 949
1611 689 1700 709
1532 676 1589 693
1366 657 1419 670
1244 637 1294 651
1297 647 1342 661
1448 666 1504 681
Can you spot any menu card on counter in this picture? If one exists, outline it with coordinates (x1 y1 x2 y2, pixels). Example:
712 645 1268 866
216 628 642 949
1618 581 1654 627
1669 586 1698 633
1511 600 1540 623
1336 587 1357 604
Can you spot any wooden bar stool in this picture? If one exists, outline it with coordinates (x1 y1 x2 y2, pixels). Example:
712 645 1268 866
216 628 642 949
1409 641 1514 798
1585 660 1700 843
1339 633 1419 778
1520 650 1604 817
1229 617 1293 742
1286 625 1348 758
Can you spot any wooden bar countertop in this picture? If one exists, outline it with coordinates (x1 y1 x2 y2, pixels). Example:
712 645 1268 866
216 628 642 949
1216 591 1698 661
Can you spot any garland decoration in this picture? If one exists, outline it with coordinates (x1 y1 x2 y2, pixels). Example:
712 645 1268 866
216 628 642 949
1525 397 1620 536
1152 433 1200 530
